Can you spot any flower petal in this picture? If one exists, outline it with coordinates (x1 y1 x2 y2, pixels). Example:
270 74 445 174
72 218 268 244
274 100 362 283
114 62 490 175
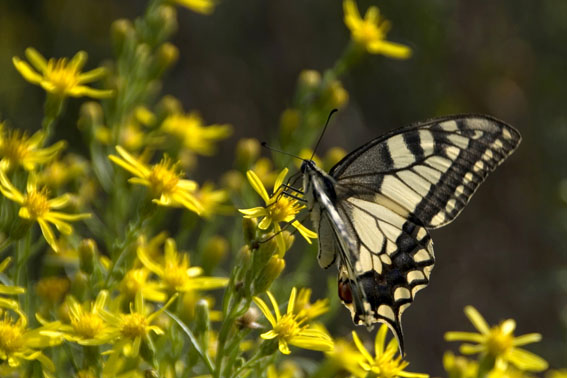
464 306 490 335
506 347 548 372
246 170 270 203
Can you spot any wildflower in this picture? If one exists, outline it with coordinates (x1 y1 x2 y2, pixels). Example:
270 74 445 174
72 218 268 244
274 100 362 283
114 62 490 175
351 325 428 378
547 370 567 378
0 124 65 171
0 307 62 371
293 287 329 320
443 351 478 378
12 48 113 98
325 338 367 377
0 171 91 253
343 0 412 58
194 182 232 218
161 111 232 156
169 0 216 15
489 365 537 378
102 292 177 358
252 287 334 355
137 238 228 293
239 168 317 254
119 268 167 303
445 306 548 372
109 146 204 215
44 291 114 346
267 361 303 378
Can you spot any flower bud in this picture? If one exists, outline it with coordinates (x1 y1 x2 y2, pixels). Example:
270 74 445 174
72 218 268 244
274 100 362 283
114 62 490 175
253 255 285 294
36 276 70 305
153 42 179 76
242 217 257 245
325 80 349 109
71 271 89 299
323 147 347 171
78 101 104 131
252 236 277 274
156 95 183 119
111 19 135 55
236 138 261 169
194 299 210 335
279 108 301 143
298 69 321 89
78 239 97 274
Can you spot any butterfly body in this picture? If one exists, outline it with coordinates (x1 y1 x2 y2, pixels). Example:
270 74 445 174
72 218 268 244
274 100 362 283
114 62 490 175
300 114 521 352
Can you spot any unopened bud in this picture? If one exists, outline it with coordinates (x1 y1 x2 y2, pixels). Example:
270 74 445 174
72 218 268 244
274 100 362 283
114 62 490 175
298 69 321 89
194 299 210 334
71 271 89 299
221 170 244 192
236 138 261 169
111 19 135 55
154 42 179 74
253 255 285 294
252 236 277 274
242 217 257 245
326 80 349 109
78 239 97 274
202 236 229 273
279 108 301 142
78 102 104 131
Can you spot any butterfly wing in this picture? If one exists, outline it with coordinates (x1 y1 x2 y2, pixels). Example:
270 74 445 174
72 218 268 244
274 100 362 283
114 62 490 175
319 114 520 351
330 114 521 228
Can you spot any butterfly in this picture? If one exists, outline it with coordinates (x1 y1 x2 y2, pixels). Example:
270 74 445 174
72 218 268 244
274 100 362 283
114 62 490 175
298 114 521 353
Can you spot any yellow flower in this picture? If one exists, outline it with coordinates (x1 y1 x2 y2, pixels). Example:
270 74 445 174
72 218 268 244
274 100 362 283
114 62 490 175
239 168 317 255
445 306 548 372
36 154 88 189
169 0 216 14
43 291 115 346
252 287 334 355
194 182 232 218
325 338 367 377
119 268 167 303
0 171 91 253
35 276 70 305
101 292 177 358
489 365 537 378
343 0 411 58
293 287 329 320
443 351 478 378
12 48 113 98
137 237 228 293
0 124 65 171
161 111 232 156
351 326 428 378
109 146 204 215
547 370 567 378
267 361 303 378
0 307 62 371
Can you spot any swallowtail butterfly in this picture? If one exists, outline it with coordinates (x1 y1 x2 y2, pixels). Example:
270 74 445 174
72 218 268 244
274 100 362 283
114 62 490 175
299 114 521 352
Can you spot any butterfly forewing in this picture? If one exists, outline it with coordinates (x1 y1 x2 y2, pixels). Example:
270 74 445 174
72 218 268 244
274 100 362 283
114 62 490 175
330 115 521 228
301 114 521 354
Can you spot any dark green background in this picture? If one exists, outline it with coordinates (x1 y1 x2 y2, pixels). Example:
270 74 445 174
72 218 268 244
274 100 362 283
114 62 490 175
0 0 565 374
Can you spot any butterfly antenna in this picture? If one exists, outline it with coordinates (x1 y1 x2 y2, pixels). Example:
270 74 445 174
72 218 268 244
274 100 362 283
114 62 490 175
310 108 338 161
261 142 304 161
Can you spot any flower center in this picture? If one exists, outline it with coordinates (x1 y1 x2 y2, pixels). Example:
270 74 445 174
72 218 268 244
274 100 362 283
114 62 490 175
148 158 180 195
0 318 24 355
163 262 188 289
121 313 148 338
268 197 299 223
273 314 301 341
486 325 514 356
23 188 51 219
72 312 104 339
359 22 380 43
45 59 80 93
1 131 30 165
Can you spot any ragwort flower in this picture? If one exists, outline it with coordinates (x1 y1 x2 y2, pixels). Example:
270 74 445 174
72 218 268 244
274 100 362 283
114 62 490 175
12 48 113 99
352 325 428 378
252 287 334 355
161 111 232 156
0 307 62 371
293 287 329 320
343 0 411 58
0 124 65 171
102 292 177 358
239 168 317 254
109 146 204 215
445 306 548 372
137 238 228 293
43 291 114 346
0 171 91 253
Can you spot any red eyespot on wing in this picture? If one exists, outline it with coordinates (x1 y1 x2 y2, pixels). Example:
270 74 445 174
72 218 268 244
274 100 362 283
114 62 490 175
338 281 353 304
